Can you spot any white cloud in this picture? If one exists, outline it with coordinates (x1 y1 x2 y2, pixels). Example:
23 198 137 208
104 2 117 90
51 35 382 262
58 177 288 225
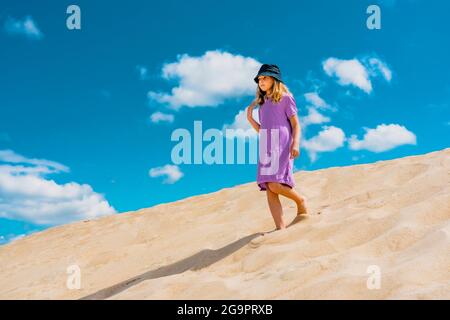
323 58 372 93
349 123 416 152
0 231 41 245
221 107 259 140
148 50 261 109
9 234 26 242
302 126 346 162
300 92 333 129
304 92 335 111
4 16 43 40
368 58 392 82
136 65 149 80
150 111 175 123
322 56 392 94
149 164 183 184
0 149 68 173
0 149 116 225
300 107 331 127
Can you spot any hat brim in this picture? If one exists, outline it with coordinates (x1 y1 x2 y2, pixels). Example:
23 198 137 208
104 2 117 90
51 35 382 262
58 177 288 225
254 72 283 84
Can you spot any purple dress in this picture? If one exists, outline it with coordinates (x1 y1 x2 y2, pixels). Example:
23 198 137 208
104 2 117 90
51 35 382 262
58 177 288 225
257 93 298 191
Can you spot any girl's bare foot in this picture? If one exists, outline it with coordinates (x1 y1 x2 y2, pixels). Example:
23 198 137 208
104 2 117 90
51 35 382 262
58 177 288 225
296 198 308 216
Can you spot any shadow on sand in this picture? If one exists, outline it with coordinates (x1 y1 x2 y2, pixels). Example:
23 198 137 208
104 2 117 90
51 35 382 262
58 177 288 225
79 212 311 300
79 231 273 300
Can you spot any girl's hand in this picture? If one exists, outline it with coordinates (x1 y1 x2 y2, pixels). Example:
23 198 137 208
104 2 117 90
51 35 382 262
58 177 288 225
290 140 300 159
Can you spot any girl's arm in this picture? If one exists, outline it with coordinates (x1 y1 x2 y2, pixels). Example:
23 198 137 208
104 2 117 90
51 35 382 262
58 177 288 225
246 101 260 133
289 114 301 158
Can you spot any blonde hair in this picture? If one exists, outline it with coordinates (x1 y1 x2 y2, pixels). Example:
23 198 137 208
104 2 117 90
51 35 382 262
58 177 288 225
256 77 292 105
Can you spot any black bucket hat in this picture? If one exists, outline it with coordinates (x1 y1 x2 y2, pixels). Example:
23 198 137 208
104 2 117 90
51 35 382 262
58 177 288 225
254 64 283 84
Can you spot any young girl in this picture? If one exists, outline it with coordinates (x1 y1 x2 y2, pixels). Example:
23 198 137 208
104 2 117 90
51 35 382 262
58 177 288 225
246 64 308 230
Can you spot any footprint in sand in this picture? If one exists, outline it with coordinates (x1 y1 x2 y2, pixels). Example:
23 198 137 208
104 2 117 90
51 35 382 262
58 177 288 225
249 209 316 248
288 214 309 227
249 235 267 248
248 228 280 248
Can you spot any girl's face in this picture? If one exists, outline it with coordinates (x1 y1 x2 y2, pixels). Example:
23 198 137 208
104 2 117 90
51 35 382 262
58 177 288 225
258 75 274 93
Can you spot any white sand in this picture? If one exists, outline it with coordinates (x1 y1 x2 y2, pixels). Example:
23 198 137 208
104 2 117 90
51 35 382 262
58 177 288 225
0 148 449 299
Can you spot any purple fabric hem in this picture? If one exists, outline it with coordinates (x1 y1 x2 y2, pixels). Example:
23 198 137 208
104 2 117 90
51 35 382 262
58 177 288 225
257 180 295 191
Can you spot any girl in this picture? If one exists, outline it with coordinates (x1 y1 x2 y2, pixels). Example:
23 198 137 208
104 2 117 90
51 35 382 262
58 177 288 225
246 64 308 230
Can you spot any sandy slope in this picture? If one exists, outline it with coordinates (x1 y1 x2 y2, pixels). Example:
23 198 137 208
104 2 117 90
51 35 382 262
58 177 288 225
0 148 449 299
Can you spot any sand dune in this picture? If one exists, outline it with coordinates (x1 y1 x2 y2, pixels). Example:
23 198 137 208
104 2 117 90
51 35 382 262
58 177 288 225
0 148 449 299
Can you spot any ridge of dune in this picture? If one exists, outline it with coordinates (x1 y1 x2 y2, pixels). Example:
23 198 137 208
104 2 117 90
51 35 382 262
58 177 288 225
0 148 449 299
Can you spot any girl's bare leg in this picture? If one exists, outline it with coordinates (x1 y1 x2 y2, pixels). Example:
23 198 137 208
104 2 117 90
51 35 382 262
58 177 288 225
266 182 308 215
266 187 286 229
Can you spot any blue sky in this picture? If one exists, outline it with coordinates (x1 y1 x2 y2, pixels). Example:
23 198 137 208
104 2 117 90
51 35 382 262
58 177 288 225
1 0 449 245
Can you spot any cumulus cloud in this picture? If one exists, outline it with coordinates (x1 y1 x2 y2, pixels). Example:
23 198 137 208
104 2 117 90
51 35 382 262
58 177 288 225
148 50 261 109
0 149 68 173
149 164 183 184
0 149 116 225
304 92 335 111
322 56 392 94
349 123 417 152
4 16 43 40
150 111 174 123
368 58 392 82
323 58 372 93
302 126 346 162
221 107 259 140
300 107 331 127
300 92 334 130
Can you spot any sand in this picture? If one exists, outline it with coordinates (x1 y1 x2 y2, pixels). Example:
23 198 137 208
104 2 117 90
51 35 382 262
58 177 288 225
0 148 449 299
